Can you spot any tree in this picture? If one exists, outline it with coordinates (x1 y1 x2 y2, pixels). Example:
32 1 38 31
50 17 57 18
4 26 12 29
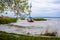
0 0 5 13
0 0 32 19
28 3 32 17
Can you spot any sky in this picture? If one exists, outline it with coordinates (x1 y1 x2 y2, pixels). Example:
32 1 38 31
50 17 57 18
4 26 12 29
0 0 60 17
29 0 60 17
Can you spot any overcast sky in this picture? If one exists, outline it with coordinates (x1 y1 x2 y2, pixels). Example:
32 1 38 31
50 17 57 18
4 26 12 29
0 0 60 17
29 0 60 17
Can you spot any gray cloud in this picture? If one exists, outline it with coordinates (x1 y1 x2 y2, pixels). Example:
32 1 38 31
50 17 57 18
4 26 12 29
29 0 60 17
49 0 60 4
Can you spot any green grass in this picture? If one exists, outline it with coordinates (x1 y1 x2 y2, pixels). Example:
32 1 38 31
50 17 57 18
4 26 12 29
0 17 17 24
0 31 60 40
33 18 47 21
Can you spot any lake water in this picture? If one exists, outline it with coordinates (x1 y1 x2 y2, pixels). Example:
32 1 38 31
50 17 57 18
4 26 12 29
0 18 60 36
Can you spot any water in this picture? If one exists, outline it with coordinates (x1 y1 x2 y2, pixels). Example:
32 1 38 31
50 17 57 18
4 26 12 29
0 18 60 36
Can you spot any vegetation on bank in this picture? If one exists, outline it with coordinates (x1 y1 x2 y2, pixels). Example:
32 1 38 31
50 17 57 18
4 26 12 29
33 18 47 21
0 16 17 24
0 31 60 40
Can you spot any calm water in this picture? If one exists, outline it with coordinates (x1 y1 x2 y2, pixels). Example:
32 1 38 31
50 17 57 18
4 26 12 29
0 18 60 36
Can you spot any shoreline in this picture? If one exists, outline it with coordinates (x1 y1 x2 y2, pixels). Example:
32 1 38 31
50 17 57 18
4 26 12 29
0 18 60 37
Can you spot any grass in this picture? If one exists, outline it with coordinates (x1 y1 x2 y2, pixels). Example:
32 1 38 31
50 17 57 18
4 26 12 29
0 31 60 40
0 16 17 24
33 18 47 21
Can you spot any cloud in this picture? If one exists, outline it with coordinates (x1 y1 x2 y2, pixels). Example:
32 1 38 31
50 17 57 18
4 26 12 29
48 0 60 4
29 0 60 17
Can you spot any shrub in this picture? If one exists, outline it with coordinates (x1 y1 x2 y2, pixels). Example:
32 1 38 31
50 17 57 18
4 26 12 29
44 32 57 36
